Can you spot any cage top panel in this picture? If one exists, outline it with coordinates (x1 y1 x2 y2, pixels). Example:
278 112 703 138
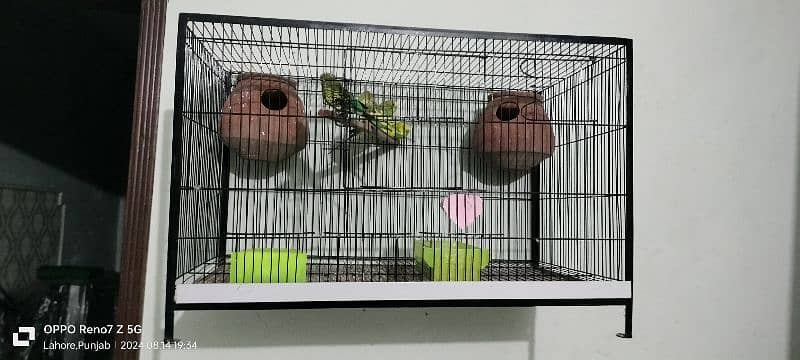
180 13 630 91
179 14 631 44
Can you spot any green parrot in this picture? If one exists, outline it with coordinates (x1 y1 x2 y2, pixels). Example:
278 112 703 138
358 91 396 120
320 73 369 116
320 73 411 141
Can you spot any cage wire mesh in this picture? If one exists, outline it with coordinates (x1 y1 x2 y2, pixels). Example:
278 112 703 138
170 17 630 286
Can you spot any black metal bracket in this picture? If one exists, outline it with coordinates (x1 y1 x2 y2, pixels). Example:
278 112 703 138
616 302 633 338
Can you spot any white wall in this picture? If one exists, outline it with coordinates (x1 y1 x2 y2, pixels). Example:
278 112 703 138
139 0 800 359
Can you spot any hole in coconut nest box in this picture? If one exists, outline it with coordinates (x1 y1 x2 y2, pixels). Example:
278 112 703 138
496 102 520 121
261 89 289 110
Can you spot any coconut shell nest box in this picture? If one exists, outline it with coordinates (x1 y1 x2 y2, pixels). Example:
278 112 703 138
471 90 556 170
220 73 308 161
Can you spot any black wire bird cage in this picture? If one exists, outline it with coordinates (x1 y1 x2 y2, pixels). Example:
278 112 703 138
166 13 633 339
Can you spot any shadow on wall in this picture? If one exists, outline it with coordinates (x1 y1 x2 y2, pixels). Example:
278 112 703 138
791 71 800 359
170 307 535 354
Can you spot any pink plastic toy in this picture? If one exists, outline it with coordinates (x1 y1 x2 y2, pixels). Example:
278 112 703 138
440 194 484 230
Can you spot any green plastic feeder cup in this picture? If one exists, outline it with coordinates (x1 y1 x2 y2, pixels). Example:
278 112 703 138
229 248 307 283
413 240 491 281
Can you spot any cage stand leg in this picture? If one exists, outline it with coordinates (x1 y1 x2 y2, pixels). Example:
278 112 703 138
616 303 632 338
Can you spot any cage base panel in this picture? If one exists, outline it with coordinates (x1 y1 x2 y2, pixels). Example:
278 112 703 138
173 298 631 311
182 258 614 284
174 281 631 304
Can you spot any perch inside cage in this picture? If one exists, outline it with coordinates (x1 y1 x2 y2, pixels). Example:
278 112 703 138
472 91 555 170
317 73 411 145
220 73 309 161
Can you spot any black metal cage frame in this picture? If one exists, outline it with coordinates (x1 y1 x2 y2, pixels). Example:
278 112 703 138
165 13 633 340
